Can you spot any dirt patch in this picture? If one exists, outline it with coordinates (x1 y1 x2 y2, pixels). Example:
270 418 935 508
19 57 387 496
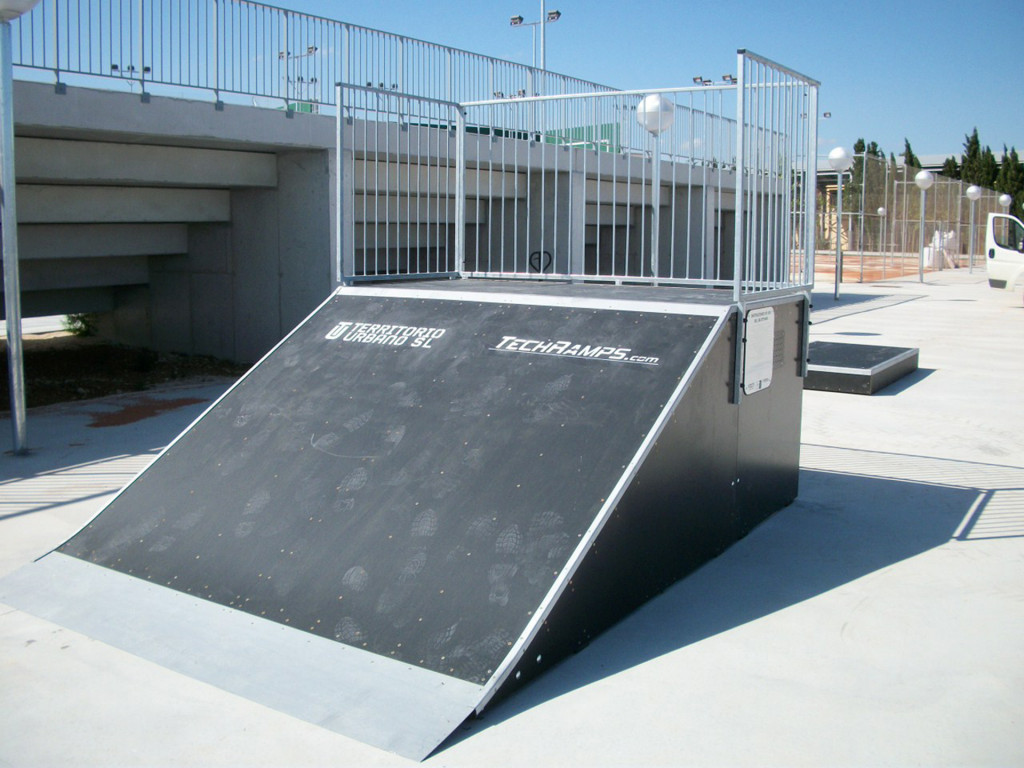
0 332 249 413
86 395 210 428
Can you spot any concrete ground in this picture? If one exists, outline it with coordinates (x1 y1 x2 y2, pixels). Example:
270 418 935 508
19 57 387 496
1 270 1022 767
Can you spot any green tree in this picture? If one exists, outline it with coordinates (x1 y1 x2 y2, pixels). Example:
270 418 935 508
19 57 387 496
960 128 983 183
847 138 868 211
846 139 887 214
941 156 960 178
979 146 999 188
996 145 1024 218
902 138 920 169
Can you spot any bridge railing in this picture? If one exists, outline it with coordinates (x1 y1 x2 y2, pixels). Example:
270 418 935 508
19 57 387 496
10 0 613 108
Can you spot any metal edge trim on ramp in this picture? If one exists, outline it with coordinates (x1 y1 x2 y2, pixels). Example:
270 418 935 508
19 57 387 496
336 284 730 317
0 552 485 761
476 307 734 712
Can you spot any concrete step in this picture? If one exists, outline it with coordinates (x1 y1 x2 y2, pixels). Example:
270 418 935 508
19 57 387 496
16 255 149 292
18 223 188 261
17 185 231 224
16 138 277 188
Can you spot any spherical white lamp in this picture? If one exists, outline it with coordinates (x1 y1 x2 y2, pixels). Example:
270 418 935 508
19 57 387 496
827 146 853 173
0 0 41 22
636 94 675 135
965 185 982 202
999 193 1012 209
914 170 934 191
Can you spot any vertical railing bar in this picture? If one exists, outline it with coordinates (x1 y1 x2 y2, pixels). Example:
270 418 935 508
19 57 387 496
49 0 57 83
455 105 466 275
766 67 777 288
335 82 343 282
732 50 745 303
805 83 818 287
383 82 392 273
137 0 144 94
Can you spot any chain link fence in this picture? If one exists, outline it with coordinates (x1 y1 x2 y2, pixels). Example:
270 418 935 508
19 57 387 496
817 153 1008 280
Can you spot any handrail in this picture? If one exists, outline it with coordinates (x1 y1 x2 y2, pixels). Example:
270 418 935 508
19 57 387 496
10 0 615 108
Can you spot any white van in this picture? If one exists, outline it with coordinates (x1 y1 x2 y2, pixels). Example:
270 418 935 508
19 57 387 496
986 212 1024 292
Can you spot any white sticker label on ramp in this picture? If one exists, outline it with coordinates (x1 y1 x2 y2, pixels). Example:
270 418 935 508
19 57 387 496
742 307 775 395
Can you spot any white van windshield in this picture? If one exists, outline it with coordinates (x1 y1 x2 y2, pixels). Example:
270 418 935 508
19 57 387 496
993 216 1024 251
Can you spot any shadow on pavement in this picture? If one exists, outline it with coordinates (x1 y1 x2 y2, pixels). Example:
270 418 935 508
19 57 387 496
451 467 975 746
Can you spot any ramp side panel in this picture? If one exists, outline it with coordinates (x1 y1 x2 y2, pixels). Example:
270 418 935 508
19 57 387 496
497 297 806 702
57 292 721 687
491 311 742 701
0 552 483 761
736 298 805 528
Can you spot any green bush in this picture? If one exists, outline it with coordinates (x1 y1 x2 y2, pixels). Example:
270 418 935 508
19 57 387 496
62 313 99 337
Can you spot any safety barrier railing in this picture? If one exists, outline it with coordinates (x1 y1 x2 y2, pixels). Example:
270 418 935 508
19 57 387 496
452 50 818 299
455 86 739 286
336 85 463 282
734 50 818 301
336 51 819 300
10 0 613 108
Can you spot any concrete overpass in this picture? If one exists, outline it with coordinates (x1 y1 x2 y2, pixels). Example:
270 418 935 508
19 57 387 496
6 80 337 363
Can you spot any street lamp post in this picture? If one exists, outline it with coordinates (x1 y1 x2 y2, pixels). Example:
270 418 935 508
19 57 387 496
827 146 853 299
914 170 934 283
1 0 41 455
636 93 675 279
877 206 887 279
509 2 561 71
965 185 981 273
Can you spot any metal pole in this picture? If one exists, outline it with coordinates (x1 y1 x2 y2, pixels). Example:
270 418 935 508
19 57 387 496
878 214 885 280
918 187 927 282
335 82 343 284
1 20 27 454
651 132 661 279
968 198 976 274
834 171 843 300
882 163 890 271
454 106 466 276
806 85 818 288
539 0 545 72
732 50 745 305
858 154 866 282
137 0 144 93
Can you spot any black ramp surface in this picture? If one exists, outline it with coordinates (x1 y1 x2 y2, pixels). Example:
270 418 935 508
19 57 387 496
59 289 720 688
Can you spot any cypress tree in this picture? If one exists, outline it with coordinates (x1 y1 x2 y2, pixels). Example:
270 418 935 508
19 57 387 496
980 146 999 187
960 128 982 183
996 146 1024 218
902 138 920 169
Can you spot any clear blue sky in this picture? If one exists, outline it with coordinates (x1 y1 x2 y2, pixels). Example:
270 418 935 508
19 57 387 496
280 0 1021 162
